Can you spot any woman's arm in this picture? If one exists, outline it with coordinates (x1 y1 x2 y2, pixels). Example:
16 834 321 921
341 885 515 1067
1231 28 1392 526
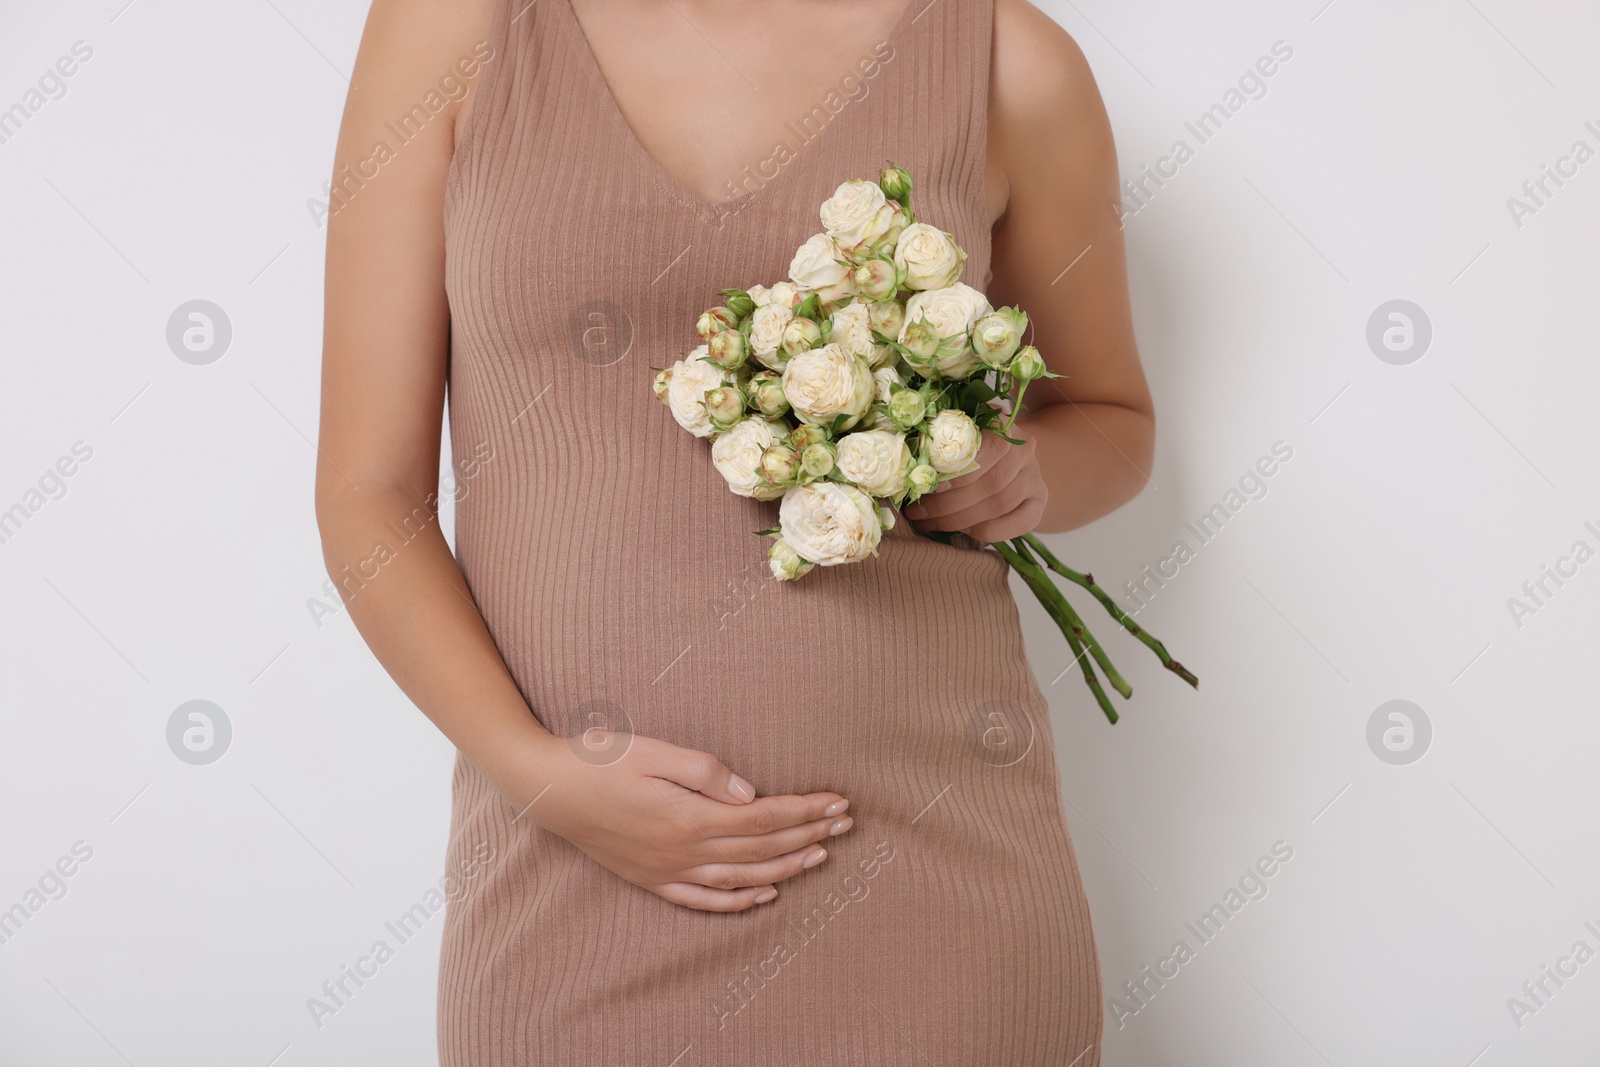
316 0 848 911
905 0 1154 540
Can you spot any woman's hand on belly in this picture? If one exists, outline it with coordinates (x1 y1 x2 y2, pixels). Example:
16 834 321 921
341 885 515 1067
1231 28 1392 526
525 733 854 912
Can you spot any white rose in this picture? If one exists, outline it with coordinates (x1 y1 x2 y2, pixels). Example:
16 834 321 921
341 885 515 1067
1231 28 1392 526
836 429 913 499
780 343 874 428
900 284 989 380
711 417 789 500
854 367 902 430
666 348 728 438
778 481 883 566
902 283 992 342
789 233 849 291
924 408 982 474
768 535 815 580
934 345 982 379
752 281 803 308
893 223 967 290
872 365 902 406
748 302 794 368
829 301 878 361
820 180 894 252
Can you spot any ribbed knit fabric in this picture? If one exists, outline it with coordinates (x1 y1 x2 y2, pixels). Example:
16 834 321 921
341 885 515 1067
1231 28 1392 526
437 0 1103 1062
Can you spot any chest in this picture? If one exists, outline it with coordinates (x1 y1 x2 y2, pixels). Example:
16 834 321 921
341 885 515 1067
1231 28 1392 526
567 0 916 206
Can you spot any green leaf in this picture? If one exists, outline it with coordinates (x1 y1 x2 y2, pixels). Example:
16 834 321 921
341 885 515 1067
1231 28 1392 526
961 379 998 404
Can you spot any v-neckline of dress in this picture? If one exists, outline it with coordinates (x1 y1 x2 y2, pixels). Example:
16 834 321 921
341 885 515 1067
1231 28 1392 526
558 0 920 224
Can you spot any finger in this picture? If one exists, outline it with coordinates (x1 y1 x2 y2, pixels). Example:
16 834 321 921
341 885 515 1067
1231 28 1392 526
650 742 758 805
711 814 854 863
915 473 1035 533
654 881 780 913
699 791 848 837
684 843 830 890
909 459 1025 521
941 431 1018 490
906 441 1025 520
965 496 1047 544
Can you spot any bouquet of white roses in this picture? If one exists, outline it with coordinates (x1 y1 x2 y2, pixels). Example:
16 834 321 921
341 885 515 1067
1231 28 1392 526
654 166 1196 722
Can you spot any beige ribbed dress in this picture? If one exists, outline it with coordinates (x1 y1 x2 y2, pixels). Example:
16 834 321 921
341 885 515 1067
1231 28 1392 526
438 0 1103 1061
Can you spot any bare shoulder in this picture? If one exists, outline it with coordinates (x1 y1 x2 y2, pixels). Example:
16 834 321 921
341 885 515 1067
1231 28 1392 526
988 0 1116 213
350 0 499 146
991 0 1110 146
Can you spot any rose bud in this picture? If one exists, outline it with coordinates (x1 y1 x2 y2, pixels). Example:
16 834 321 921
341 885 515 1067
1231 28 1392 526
898 317 940 369
908 462 940 497
879 165 913 204
888 387 926 430
1010 345 1046 381
866 299 906 340
708 328 748 370
759 443 800 488
768 535 815 581
748 372 789 419
789 423 831 451
851 258 900 301
972 307 1025 368
696 306 739 340
703 385 747 431
800 441 837 480
720 288 757 320
781 316 823 357
652 366 674 404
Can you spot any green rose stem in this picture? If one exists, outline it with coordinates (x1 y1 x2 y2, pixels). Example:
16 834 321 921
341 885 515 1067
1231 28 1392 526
991 539 1124 724
1001 376 1030 434
1061 621 1117 726
1019 532 1200 689
1008 538 1132 700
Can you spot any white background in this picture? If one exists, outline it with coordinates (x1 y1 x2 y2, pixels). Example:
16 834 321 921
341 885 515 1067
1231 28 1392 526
2 0 1597 1064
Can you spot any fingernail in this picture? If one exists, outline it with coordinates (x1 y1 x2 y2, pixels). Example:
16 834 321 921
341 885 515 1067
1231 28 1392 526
803 848 828 869
754 888 778 903
829 817 853 836
823 799 849 817
728 775 755 802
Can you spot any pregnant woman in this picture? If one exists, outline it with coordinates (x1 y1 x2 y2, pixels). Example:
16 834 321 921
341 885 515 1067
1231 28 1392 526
317 0 1153 1062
